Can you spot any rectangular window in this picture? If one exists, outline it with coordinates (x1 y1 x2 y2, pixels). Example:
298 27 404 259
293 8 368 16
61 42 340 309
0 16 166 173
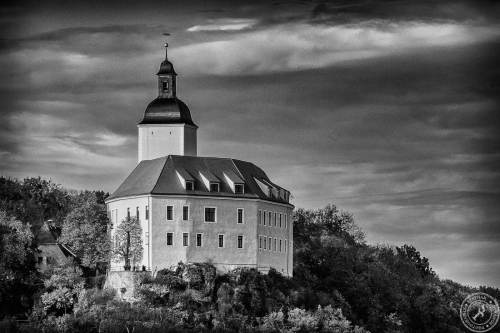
183 233 189 247
210 182 219 192
285 239 287 252
237 208 244 224
274 212 277 227
235 183 244 194
264 237 267 250
274 238 277 251
279 213 282 228
279 239 282 252
127 208 130 219
259 236 262 249
167 232 173 246
166 205 173 221
186 181 194 191
263 211 266 226
285 215 287 229
258 210 262 225
218 234 224 248
268 237 272 251
162 81 169 92
183 206 189 221
268 212 272 226
136 207 140 219
237 235 244 249
145 232 149 245
145 205 149 220
205 207 216 222
196 233 202 247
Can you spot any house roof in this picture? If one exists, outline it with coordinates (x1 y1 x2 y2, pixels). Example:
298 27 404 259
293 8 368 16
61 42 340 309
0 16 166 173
107 155 292 205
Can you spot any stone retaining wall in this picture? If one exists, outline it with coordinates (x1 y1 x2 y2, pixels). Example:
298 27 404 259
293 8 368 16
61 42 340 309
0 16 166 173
104 271 151 302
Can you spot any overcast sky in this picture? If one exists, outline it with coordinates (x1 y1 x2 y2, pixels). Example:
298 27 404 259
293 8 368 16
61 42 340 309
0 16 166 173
1 0 499 287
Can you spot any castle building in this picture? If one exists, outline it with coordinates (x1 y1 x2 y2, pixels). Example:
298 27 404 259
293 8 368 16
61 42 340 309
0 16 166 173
106 41 293 276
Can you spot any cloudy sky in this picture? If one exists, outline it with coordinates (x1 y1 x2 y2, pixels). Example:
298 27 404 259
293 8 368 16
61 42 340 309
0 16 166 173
1 0 499 287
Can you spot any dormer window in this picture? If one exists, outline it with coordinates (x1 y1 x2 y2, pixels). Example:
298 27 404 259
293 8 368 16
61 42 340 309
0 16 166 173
199 170 220 192
176 169 195 191
210 182 220 192
223 171 245 194
234 183 244 194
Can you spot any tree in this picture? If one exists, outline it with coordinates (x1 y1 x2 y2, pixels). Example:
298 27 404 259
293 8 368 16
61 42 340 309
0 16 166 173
0 210 40 316
396 244 434 278
38 260 84 317
0 177 71 232
294 204 365 250
112 217 142 271
59 192 111 272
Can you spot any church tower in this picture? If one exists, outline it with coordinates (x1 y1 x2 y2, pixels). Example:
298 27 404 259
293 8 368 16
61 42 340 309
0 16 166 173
138 38 198 162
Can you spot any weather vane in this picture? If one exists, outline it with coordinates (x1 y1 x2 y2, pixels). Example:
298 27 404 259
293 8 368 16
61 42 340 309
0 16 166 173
163 32 170 59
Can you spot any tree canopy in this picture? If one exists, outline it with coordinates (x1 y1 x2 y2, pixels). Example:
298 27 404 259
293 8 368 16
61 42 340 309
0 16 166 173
0 210 40 316
112 216 143 270
59 192 110 270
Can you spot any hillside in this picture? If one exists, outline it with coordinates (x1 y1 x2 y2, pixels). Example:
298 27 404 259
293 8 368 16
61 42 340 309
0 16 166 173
0 176 499 332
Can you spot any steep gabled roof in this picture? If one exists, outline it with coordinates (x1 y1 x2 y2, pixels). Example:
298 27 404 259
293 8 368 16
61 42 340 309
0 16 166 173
107 155 292 205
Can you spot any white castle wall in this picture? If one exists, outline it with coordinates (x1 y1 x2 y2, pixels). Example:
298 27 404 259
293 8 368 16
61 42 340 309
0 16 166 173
107 195 293 276
138 124 197 162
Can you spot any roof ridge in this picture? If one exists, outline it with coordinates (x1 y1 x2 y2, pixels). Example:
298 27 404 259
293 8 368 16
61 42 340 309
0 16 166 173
152 156 171 193
229 158 246 182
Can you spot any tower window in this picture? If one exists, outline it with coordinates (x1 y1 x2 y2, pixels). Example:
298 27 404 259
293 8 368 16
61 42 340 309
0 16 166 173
237 235 244 249
162 81 169 92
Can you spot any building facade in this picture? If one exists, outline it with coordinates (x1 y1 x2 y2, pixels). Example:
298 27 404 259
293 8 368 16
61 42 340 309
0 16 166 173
106 42 293 276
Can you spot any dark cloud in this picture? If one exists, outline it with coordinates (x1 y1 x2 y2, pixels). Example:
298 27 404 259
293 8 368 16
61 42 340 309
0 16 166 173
0 0 499 287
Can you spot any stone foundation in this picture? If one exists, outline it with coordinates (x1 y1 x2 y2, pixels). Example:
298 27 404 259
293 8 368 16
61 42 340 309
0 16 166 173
104 271 151 302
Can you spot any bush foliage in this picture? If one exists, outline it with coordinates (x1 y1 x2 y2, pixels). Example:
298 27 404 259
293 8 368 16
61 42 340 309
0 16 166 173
1 176 500 332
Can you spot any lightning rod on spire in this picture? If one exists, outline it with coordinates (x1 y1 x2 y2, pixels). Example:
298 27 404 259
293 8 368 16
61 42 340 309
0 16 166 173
163 33 170 59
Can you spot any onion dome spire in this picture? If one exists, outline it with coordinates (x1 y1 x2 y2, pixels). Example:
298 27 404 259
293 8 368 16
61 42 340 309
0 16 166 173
139 34 196 127
157 33 176 76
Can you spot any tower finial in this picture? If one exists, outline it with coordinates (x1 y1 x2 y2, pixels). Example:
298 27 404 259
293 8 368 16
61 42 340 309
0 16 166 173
163 32 170 60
